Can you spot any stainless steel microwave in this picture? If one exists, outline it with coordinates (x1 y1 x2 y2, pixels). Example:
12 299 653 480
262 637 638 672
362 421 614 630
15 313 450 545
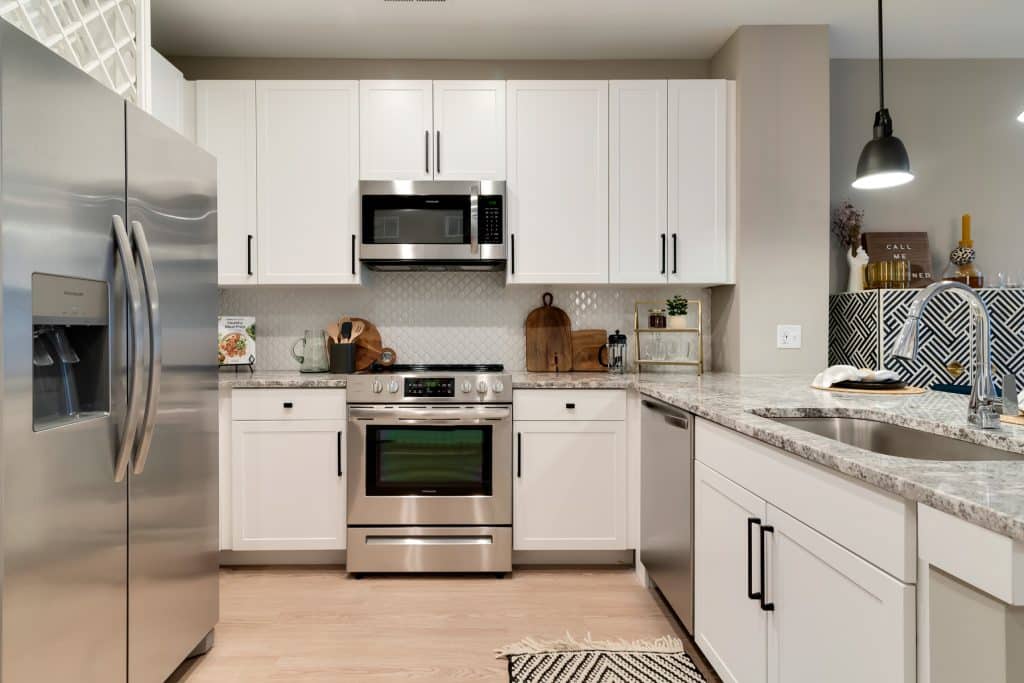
359 180 506 271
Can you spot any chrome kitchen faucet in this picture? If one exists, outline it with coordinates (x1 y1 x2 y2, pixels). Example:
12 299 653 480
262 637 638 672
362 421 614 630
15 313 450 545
892 281 1001 429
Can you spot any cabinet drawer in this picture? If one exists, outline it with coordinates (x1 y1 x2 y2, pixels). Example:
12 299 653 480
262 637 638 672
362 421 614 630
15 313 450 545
232 388 346 421
696 418 916 583
513 389 626 421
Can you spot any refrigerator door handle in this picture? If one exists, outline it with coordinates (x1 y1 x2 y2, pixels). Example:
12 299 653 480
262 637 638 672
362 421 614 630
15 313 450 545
113 215 146 483
130 219 161 476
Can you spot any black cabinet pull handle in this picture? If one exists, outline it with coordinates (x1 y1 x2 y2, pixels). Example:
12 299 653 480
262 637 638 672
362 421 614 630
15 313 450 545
516 433 522 478
747 517 763 601
351 234 356 275
436 130 441 175
660 233 666 274
282 402 293 408
671 233 678 274
342 430 350 479
565 403 576 409
247 234 254 276
510 234 516 275
425 130 430 174
759 524 775 611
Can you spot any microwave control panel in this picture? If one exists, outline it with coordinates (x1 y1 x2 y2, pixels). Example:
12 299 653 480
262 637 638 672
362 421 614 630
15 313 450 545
478 196 504 245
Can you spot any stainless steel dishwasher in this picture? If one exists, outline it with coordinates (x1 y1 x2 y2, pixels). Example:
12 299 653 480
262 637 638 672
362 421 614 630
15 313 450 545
641 398 694 633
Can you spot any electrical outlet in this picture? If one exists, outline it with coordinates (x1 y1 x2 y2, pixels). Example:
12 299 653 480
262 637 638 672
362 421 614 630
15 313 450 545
777 324 802 349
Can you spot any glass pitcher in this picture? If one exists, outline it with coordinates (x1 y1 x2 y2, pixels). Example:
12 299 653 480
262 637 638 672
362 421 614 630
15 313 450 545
291 329 329 373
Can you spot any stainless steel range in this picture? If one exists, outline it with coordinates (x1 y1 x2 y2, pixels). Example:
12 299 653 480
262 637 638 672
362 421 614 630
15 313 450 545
346 364 512 575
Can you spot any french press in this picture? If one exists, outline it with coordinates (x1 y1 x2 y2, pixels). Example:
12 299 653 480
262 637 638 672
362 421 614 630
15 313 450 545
606 330 628 374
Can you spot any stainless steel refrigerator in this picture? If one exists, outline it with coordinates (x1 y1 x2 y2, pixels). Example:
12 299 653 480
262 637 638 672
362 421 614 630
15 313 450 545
0 23 219 682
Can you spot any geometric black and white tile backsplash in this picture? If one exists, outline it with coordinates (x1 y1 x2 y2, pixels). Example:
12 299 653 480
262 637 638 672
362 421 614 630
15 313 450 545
830 288 1024 392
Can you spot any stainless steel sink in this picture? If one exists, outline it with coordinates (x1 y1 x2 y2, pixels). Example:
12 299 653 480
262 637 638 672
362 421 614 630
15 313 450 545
767 416 1024 462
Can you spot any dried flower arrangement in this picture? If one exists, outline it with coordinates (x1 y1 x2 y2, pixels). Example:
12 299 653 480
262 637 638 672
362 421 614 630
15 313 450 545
831 200 865 256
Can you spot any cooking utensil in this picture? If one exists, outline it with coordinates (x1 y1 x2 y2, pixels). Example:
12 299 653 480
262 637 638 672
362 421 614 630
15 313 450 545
571 329 609 372
525 292 573 372
349 320 366 342
326 322 341 344
340 320 353 343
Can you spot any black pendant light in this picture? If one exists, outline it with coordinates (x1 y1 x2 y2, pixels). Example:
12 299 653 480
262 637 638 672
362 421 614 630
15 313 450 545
853 0 914 189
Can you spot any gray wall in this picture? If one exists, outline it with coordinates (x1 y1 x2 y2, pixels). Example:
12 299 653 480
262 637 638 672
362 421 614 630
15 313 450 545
710 26 831 374
170 57 709 81
831 59 1024 293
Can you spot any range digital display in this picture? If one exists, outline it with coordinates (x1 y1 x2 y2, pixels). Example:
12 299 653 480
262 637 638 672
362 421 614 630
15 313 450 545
404 377 455 398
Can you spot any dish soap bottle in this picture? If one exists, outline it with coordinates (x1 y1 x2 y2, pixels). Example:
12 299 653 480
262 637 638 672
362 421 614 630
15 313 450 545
942 213 984 288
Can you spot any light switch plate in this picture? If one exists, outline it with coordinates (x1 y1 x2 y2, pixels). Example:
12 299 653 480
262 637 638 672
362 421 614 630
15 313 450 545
777 324 802 349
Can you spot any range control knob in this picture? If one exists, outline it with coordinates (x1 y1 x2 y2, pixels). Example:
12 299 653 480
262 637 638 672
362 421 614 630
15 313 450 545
387 380 400 394
477 380 489 394
493 380 505 394
461 380 473 393
371 380 383 394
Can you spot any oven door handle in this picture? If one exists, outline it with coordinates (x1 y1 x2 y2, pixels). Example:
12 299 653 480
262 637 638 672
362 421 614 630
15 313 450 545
348 406 511 421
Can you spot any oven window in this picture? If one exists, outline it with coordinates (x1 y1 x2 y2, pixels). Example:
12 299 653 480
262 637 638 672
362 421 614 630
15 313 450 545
362 195 470 244
366 426 492 496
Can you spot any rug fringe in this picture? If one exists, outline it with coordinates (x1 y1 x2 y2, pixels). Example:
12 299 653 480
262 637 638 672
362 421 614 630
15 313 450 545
495 632 684 659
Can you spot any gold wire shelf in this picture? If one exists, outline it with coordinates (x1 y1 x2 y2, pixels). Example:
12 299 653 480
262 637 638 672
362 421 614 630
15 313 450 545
633 300 704 375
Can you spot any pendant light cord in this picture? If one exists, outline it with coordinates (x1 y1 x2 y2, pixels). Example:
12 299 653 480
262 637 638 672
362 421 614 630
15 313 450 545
877 0 885 109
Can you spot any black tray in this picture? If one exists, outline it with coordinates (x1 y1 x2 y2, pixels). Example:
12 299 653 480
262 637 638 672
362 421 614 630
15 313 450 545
832 380 908 391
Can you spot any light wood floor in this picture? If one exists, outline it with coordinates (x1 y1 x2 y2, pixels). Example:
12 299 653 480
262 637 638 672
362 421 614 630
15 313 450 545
169 567 720 682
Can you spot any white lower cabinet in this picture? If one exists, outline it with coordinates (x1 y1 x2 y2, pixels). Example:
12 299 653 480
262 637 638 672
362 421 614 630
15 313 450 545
694 458 915 683
230 389 347 551
694 462 768 683
513 420 627 550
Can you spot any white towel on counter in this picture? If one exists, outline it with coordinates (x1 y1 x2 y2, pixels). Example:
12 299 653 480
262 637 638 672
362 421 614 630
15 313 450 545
812 365 903 389
1018 389 1024 414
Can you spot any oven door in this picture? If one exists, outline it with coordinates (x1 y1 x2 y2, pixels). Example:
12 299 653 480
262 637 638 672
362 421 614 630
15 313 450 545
347 405 512 526
360 193 477 262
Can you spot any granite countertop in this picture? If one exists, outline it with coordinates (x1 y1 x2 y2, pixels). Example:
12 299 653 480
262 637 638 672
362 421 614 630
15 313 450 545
510 372 636 389
220 370 348 389
637 374 1024 543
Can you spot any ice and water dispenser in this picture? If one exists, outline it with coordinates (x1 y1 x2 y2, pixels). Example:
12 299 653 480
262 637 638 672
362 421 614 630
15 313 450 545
32 273 109 431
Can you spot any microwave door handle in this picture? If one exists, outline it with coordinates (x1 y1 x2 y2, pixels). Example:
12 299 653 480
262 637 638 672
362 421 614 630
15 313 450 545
130 219 160 476
112 215 145 483
469 189 479 255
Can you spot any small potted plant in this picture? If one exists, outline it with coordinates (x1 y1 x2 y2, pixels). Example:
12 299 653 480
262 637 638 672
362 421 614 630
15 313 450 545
832 200 868 292
665 295 689 329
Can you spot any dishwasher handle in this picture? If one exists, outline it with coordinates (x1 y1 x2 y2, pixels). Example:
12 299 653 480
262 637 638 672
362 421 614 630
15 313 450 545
642 400 690 430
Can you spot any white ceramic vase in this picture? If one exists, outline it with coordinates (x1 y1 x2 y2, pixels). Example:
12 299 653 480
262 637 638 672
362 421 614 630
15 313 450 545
667 314 688 329
847 247 869 292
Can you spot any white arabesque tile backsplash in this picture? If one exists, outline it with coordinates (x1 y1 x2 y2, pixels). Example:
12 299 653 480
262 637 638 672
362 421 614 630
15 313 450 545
219 271 710 372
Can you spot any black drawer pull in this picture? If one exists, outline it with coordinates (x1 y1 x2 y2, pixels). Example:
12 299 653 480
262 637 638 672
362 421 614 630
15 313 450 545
565 403 576 409
759 525 775 612
747 517 763 601
516 433 522 478
337 431 343 477
283 402 293 408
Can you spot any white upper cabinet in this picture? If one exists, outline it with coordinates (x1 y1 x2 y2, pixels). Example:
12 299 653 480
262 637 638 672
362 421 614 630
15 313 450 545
432 80 506 180
506 80 609 284
256 81 360 285
668 79 732 285
609 80 668 284
359 80 434 180
196 80 258 286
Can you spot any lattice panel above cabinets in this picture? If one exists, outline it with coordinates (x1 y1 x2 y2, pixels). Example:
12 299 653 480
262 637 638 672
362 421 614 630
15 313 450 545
1 0 140 102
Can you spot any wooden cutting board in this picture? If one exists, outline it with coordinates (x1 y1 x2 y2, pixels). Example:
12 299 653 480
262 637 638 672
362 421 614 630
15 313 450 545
1000 413 1024 427
571 329 608 372
525 293 573 372
332 317 382 372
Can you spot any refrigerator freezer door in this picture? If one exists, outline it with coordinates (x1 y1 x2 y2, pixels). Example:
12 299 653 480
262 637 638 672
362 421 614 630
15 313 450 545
126 104 220 682
0 24 128 683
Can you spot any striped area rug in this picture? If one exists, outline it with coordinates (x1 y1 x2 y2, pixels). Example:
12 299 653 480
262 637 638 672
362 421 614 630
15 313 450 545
497 634 707 683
